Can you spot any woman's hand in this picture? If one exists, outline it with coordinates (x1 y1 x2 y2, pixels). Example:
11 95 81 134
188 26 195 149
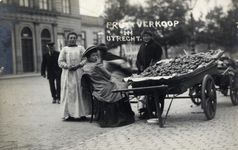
77 60 87 68
69 60 87 71
69 66 77 71
80 60 87 66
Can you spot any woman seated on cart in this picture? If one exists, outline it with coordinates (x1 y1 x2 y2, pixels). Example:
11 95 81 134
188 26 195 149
82 46 135 127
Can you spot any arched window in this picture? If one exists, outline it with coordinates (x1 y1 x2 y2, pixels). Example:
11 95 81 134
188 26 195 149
41 29 51 54
21 27 34 72
0 25 13 75
41 29 50 38
21 27 32 37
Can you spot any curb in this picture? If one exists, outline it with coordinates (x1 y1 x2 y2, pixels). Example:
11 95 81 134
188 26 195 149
0 73 40 80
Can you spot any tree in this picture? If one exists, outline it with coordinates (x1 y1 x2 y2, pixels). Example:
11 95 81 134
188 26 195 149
103 0 130 50
102 0 192 58
195 6 224 50
195 0 238 54
142 0 191 58
219 4 238 52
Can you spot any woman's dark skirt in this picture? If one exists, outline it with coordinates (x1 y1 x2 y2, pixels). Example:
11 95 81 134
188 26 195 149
94 98 135 127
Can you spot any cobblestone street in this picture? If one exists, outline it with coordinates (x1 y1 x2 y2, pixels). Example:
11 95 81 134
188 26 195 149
0 76 238 150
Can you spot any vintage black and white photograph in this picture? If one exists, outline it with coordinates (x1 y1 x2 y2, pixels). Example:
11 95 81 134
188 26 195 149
0 0 238 149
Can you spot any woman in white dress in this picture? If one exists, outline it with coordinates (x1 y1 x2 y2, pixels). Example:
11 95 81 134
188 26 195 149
58 32 91 120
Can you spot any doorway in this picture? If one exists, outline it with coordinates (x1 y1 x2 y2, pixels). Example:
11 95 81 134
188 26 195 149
21 27 34 72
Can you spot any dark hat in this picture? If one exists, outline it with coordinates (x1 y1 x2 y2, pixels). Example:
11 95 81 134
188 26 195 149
141 29 153 37
83 45 98 57
97 43 108 52
47 42 55 46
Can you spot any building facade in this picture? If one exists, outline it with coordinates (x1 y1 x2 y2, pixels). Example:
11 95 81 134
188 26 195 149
80 15 105 48
0 0 105 75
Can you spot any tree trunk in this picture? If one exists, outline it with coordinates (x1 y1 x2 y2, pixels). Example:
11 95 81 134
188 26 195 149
208 43 211 50
164 45 168 58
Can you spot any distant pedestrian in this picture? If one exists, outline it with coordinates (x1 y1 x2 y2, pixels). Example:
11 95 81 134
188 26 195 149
41 42 62 104
58 32 91 121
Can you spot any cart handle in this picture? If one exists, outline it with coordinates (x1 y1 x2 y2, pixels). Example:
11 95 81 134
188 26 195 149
222 67 230 76
112 85 169 93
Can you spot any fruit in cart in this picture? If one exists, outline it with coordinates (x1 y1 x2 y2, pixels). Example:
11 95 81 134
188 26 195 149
134 49 224 78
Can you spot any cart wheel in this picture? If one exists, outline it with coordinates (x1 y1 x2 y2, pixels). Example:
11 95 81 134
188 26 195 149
201 75 217 120
230 74 238 106
189 85 201 106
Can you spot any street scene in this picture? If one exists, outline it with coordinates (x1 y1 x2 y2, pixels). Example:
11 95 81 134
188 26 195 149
0 0 238 150
0 75 237 150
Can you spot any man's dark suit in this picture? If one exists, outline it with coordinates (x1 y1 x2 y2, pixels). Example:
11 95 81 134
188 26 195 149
41 50 62 101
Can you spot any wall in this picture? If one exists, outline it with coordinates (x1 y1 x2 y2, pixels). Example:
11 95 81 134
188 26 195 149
0 0 104 75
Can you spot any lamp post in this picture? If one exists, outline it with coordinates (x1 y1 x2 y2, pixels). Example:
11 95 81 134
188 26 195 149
189 0 197 54
0 67 4 75
97 31 104 44
190 12 195 54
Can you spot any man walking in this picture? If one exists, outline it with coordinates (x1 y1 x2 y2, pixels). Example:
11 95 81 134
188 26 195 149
41 42 62 104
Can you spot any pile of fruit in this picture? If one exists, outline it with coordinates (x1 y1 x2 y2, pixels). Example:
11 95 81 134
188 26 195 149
134 49 223 78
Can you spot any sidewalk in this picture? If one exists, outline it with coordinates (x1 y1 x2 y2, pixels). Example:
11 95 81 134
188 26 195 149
0 73 40 80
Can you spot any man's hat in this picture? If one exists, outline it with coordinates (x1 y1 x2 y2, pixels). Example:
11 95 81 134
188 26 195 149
47 42 55 46
83 45 98 57
97 43 108 52
141 29 153 37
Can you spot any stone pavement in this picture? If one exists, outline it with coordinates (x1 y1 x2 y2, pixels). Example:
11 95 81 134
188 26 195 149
64 94 238 150
0 76 238 150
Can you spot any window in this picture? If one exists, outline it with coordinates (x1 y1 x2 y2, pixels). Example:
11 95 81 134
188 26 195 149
62 0 70 14
39 0 47 10
19 0 29 7
41 29 51 55
39 0 52 10
93 32 98 45
1 0 12 4
21 27 32 37
81 31 86 48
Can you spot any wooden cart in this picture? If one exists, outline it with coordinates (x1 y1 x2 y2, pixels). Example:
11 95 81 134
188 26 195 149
212 66 238 106
113 63 218 127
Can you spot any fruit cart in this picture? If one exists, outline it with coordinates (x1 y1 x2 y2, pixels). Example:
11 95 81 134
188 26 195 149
113 50 224 127
113 63 218 127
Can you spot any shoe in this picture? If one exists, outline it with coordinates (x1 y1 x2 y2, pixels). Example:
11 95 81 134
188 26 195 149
150 113 157 118
138 108 147 113
63 116 74 121
57 99 60 104
52 99 56 103
80 116 87 121
138 111 148 119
